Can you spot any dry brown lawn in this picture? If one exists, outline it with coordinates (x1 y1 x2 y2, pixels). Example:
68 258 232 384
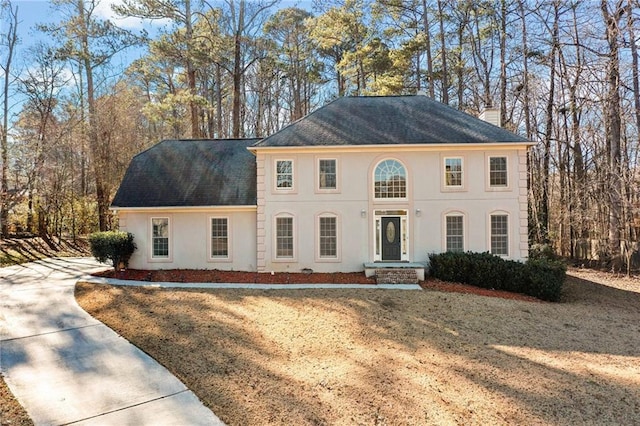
75 269 640 425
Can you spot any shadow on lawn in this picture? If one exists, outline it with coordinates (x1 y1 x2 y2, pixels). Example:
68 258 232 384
76 273 640 425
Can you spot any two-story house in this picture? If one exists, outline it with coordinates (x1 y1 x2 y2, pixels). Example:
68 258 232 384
111 95 532 276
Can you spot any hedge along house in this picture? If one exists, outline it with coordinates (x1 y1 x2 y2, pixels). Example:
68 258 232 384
111 95 533 277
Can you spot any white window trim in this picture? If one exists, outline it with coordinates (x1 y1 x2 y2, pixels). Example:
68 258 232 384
486 154 511 191
441 155 466 192
315 212 341 262
208 216 232 263
273 213 297 262
488 211 510 257
315 157 340 193
273 158 296 193
149 216 172 263
372 158 409 202
442 211 466 253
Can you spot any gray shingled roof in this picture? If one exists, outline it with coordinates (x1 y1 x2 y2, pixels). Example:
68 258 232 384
253 95 528 147
111 139 258 208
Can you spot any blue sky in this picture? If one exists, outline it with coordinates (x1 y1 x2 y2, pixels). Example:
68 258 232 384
12 0 162 67
6 0 161 123
5 0 313 121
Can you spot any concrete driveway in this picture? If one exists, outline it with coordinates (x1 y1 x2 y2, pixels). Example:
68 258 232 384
0 257 224 425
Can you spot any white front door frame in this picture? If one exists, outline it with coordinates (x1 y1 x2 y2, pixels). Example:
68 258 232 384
373 209 409 262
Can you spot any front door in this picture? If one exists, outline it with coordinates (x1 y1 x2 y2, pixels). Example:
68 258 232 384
381 217 401 261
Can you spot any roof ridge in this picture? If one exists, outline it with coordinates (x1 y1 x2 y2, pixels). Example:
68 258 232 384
253 97 343 147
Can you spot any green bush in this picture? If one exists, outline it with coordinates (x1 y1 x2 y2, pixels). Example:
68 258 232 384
522 259 566 302
89 231 136 269
428 251 566 302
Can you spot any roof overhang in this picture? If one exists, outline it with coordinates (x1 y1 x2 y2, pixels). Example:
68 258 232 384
110 205 258 213
248 141 535 154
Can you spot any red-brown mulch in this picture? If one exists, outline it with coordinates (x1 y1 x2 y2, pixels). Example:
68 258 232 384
93 268 377 285
420 279 541 302
92 268 538 301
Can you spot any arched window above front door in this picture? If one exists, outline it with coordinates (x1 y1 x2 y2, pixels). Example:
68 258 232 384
374 159 407 199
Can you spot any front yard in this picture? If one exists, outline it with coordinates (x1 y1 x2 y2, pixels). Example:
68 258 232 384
76 269 640 425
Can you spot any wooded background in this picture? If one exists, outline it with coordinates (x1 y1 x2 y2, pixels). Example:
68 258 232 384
1 0 638 263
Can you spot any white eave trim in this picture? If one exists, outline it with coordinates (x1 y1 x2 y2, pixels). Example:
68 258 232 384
247 141 534 154
110 205 258 213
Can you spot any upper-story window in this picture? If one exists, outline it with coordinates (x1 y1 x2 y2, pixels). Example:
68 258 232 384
444 157 463 187
374 159 406 199
318 159 337 190
275 159 293 190
489 156 508 187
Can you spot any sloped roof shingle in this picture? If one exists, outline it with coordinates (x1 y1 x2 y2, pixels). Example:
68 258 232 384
253 95 528 147
111 139 258 208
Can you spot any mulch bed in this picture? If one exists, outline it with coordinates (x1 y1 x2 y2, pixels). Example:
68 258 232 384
93 268 538 301
94 268 377 284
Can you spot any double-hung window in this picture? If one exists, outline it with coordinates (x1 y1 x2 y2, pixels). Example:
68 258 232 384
276 160 293 190
151 217 169 258
490 214 509 256
489 157 508 187
446 215 464 252
444 158 463 187
318 159 337 190
276 216 294 258
319 216 337 258
210 217 229 259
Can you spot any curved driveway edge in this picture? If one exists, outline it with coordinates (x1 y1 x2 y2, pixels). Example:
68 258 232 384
0 257 224 426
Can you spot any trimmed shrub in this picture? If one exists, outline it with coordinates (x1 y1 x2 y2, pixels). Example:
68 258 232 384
522 259 566 302
89 231 136 269
428 251 566 302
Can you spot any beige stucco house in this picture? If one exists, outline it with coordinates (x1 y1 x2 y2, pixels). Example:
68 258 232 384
111 95 533 276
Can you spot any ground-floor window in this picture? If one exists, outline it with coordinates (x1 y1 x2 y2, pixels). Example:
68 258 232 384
490 214 509 256
151 217 169 258
446 215 464 252
319 216 337 258
276 216 294 258
210 217 229 258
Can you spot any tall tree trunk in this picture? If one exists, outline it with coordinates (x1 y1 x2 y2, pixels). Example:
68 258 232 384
628 0 640 150
215 63 223 138
437 0 448 104
78 0 108 231
185 0 199 138
517 0 532 139
601 0 625 258
498 0 507 127
1 1 17 238
539 1 560 245
568 5 586 246
421 0 435 98
456 18 465 107
232 0 245 138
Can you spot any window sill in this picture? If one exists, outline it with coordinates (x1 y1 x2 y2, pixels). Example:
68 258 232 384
208 257 232 263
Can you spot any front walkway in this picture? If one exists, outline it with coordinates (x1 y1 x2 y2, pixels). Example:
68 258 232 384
0 257 224 426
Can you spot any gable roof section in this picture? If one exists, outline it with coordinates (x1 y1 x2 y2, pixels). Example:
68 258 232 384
253 95 529 148
111 139 259 208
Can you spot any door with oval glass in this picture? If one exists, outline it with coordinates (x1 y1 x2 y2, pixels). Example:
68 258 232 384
381 217 401 261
